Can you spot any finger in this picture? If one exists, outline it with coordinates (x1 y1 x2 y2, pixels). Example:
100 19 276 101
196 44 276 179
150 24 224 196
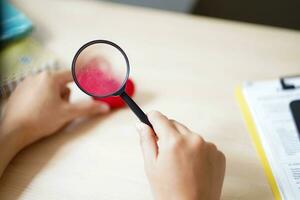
170 120 191 135
206 142 218 165
136 122 158 165
53 69 73 85
211 150 226 200
67 99 110 119
217 150 226 179
147 111 178 140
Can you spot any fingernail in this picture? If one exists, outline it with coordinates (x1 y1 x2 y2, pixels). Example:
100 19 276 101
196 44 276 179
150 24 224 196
136 122 147 133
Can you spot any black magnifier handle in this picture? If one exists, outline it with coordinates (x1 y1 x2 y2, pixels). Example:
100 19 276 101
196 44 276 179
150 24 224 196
120 92 153 128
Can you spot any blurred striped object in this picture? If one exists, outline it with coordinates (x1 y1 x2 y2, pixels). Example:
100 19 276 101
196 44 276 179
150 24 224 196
0 37 60 98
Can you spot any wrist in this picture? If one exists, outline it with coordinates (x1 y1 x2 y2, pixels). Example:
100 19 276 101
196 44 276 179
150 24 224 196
0 121 26 157
0 123 24 177
1 117 31 150
153 187 202 200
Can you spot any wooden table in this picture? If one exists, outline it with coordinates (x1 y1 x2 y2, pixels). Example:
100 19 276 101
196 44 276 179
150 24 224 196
1 0 300 199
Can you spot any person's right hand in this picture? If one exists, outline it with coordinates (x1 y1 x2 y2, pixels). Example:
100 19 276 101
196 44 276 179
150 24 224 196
136 111 226 200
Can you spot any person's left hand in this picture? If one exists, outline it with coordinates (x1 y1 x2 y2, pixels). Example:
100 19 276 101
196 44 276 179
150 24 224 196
1 70 110 151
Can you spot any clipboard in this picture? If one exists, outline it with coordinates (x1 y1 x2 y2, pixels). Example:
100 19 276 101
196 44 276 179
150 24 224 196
236 87 282 200
235 75 300 200
280 75 300 135
280 75 300 90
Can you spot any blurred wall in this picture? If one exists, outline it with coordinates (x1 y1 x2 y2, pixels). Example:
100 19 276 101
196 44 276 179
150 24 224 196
193 0 300 30
102 0 300 30
103 0 196 13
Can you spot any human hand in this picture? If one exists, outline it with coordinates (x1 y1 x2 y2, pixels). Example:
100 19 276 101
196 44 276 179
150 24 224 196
136 111 226 200
0 70 110 152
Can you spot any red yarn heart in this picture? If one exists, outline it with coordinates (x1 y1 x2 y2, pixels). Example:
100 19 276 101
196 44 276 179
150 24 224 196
93 78 135 108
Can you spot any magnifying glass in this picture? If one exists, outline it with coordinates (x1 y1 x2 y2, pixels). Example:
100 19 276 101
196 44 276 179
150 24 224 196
72 40 152 127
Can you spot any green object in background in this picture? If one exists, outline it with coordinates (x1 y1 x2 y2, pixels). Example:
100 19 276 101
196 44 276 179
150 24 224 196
0 37 60 98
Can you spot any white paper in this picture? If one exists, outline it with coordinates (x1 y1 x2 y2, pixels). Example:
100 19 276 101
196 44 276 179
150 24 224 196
243 79 300 200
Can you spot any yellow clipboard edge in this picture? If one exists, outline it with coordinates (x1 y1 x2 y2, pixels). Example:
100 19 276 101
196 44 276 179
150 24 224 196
235 86 282 200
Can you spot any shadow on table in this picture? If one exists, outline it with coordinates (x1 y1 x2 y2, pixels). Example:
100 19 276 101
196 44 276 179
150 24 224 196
219 134 274 200
0 91 156 200
222 154 274 200
133 91 155 107
0 111 113 200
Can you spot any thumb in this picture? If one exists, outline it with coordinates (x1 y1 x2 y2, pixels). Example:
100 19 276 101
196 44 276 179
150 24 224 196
136 122 158 166
68 99 110 119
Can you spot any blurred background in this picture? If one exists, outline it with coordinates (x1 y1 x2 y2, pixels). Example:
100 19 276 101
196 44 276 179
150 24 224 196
103 0 300 30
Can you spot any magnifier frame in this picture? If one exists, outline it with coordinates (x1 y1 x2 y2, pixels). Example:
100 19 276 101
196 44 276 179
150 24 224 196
72 39 153 128
71 39 130 98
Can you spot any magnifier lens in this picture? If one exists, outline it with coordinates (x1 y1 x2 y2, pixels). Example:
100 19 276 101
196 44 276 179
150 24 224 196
73 40 152 128
74 42 128 97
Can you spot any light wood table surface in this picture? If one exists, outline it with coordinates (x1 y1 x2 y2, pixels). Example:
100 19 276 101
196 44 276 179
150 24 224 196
1 0 300 199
